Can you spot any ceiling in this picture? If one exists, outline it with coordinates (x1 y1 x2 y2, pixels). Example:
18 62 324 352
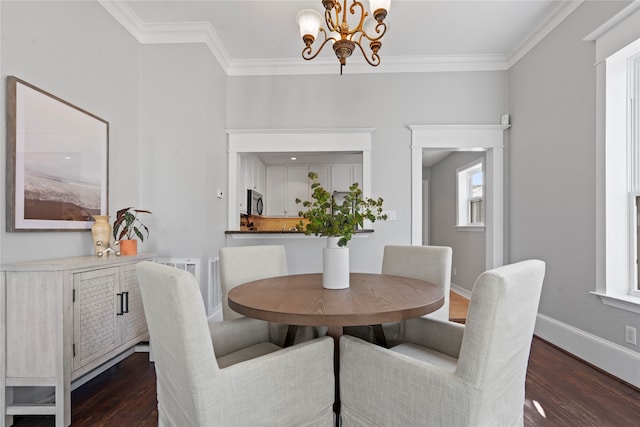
100 1 583 167
102 0 583 76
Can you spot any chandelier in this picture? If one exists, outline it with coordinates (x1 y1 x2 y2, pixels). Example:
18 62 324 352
296 0 391 74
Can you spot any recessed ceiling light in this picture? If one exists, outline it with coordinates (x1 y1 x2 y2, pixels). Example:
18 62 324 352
291 157 297 160
64 156 72 160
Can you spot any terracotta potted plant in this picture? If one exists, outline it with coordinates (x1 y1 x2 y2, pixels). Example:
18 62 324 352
295 172 386 289
112 207 152 256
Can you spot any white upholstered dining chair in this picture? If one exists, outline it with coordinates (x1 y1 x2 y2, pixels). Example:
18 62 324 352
345 245 452 347
136 261 335 427
219 245 288 321
339 259 546 427
219 244 322 345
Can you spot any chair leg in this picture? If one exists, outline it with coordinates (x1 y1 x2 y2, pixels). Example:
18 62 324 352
283 325 299 347
372 324 388 348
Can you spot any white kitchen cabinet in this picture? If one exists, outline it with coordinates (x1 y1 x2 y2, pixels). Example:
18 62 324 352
265 166 310 217
265 164 364 217
238 154 266 214
238 155 247 214
331 164 354 192
310 165 330 194
265 166 287 216
286 166 310 217
254 158 266 194
1 254 154 427
353 164 363 188
331 164 363 192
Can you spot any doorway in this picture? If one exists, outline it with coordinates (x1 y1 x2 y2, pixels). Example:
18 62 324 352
409 124 509 269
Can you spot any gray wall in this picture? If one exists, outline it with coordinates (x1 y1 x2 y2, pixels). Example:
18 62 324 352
139 43 228 264
0 1 142 263
429 152 486 292
227 72 508 273
0 2 229 268
508 1 640 351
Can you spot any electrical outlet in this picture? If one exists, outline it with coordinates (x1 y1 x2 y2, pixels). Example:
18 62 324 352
453 267 457 276
625 326 637 345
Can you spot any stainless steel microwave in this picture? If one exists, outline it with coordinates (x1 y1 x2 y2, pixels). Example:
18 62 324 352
247 189 264 216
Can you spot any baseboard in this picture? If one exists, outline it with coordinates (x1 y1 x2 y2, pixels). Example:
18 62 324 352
535 313 640 388
451 283 472 299
207 306 223 323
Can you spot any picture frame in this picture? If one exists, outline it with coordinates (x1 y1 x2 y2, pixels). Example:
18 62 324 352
6 76 109 231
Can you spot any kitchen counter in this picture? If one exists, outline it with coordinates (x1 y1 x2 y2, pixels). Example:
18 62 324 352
225 229 374 238
225 229 374 235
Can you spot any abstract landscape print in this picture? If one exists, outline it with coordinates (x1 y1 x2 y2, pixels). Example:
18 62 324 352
7 76 108 231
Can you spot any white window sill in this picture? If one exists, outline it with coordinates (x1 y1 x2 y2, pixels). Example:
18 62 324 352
590 291 640 314
455 225 485 232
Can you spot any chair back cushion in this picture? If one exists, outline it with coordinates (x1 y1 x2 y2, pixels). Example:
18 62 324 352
382 245 452 321
136 261 219 426
457 259 545 424
219 245 288 320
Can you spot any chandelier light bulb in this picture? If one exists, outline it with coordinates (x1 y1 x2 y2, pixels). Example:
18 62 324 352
369 0 390 22
297 9 323 46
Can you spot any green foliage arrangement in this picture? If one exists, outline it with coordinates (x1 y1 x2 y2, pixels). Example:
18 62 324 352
113 207 152 242
295 172 387 247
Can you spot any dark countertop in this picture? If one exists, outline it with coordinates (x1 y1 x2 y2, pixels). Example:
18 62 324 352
225 229 374 235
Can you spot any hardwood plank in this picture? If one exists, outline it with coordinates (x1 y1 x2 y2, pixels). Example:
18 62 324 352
449 290 469 323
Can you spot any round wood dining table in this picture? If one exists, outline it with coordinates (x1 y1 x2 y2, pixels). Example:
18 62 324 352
228 272 445 347
228 272 444 420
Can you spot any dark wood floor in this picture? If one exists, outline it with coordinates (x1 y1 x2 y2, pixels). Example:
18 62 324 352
10 336 640 427
10 293 640 426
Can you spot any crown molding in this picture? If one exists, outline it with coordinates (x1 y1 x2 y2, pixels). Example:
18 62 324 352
98 0 231 73
584 0 640 41
507 0 584 68
227 54 509 76
99 0 582 76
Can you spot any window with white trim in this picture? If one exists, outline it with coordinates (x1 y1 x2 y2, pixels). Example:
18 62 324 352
587 3 640 312
604 37 640 298
456 160 484 227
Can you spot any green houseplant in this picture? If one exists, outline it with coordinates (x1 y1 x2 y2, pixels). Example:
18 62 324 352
113 207 152 255
296 172 386 290
295 172 387 247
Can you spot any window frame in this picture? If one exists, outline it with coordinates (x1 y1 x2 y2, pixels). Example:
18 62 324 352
592 35 640 312
456 159 485 231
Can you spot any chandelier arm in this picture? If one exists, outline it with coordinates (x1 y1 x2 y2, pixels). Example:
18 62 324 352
354 40 381 66
326 7 339 33
301 34 335 61
349 0 367 34
360 22 387 42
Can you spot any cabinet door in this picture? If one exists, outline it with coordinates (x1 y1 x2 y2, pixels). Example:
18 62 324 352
352 164 363 188
311 165 330 194
118 264 148 346
287 166 310 217
266 166 287 216
73 268 119 371
331 164 354 192
255 158 266 194
237 155 247 214
243 154 254 191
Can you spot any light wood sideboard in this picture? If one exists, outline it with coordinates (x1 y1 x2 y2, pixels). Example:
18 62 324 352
1 254 155 427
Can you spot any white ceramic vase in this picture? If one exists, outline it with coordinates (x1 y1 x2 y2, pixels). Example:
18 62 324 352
323 236 350 289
